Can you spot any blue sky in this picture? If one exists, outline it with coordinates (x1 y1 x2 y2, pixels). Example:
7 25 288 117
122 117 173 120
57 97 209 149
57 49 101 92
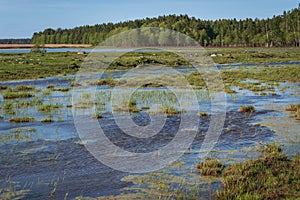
0 0 299 39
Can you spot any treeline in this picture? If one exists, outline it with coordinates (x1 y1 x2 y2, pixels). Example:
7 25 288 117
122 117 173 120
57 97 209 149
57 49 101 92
0 38 31 44
32 5 300 47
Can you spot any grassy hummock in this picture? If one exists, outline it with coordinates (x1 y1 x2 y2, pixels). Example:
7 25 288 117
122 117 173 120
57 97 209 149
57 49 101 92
239 105 256 113
286 103 300 120
9 116 35 123
216 144 300 200
196 157 225 176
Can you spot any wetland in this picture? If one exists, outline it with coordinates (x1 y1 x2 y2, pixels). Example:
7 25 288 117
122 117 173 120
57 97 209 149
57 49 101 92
0 48 299 199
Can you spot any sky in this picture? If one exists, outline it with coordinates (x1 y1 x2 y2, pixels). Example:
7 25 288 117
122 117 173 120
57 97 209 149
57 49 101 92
0 0 299 39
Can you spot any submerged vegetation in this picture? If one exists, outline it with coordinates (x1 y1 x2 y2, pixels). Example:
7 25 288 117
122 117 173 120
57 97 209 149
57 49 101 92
0 46 299 199
0 84 69 123
187 64 300 94
0 3 299 200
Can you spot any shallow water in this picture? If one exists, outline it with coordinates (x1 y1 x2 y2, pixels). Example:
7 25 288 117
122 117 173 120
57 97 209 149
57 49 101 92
0 67 299 199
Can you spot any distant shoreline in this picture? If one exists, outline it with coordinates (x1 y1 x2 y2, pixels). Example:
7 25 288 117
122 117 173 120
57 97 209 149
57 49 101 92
0 44 92 49
1 44 299 50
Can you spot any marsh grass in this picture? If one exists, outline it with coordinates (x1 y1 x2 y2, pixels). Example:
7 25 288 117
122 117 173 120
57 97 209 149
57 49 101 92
114 99 140 113
40 114 54 123
188 65 300 94
0 85 9 90
41 118 54 123
196 157 225 176
0 178 30 200
117 173 212 200
46 85 54 90
9 116 35 123
198 112 208 117
2 91 35 99
128 99 139 113
209 48 300 64
42 90 52 96
0 127 36 142
216 144 300 199
16 98 43 108
37 103 62 113
92 78 117 87
108 51 190 70
0 85 35 92
92 112 103 119
46 85 70 92
285 104 300 112
164 106 181 116
0 52 85 81
12 85 35 92
51 87 70 92
285 103 300 120
4 101 13 110
224 85 237 94
0 49 299 81
141 106 150 110
239 105 256 113
3 101 16 115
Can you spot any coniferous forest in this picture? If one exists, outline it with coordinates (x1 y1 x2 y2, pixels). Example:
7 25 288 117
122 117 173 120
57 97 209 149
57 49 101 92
31 5 300 47
0 38 31 44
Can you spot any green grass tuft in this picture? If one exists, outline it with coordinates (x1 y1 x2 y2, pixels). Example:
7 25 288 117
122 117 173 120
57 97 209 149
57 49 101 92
3 91 34 99
9 116 35 123
196 157 225 176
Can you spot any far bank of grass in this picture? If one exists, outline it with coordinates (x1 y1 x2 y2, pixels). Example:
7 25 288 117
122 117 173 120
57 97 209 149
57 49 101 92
0 52 84 81
0 47 299 81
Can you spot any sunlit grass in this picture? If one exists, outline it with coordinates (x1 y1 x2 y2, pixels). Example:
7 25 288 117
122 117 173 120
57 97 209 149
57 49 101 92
9 116 35 123
239 105 256 113
196 157 225 176
285 103 300 120
216 144 300 199
2 91 35 99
